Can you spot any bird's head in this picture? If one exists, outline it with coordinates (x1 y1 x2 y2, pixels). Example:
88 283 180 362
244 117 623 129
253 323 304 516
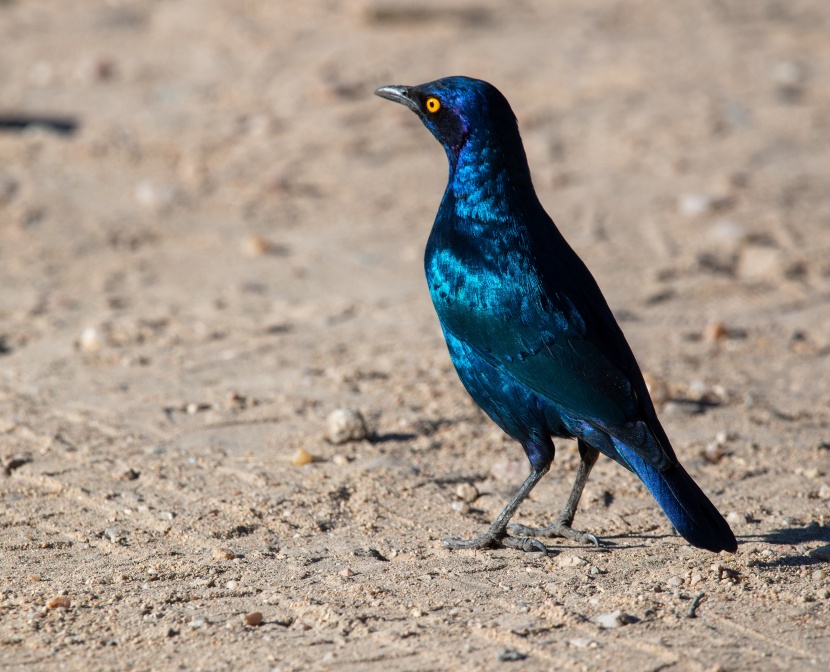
374 76 520 160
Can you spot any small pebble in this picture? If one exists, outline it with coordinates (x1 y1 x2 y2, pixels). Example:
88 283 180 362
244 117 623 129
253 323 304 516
104 527 126 544
773 59 807 87
558 554 586 568
737 246 782 282
46 596 71 610
497 648 528 662
807 545 830 561
213 547 236 560
772 60 807 102
241 236 273 257
292 448 314 466
688 379 709 399
642 373 669 406
667 576 684 587
325 409 367 444
2 453 32 475
704 442 726 464
243 611 263 627
338 567 355 578
708 219 746 248
455 482 479 503
811 569 825 581
75 56 115 83
726 511 748 525
114 467 140 481
134 180 176 210
679 194 713 217
79 327 102 352
704 321 728 342
332 454 349 466
596 610 637 629
569 637 597 649
451 501 470 514
690 573 704 586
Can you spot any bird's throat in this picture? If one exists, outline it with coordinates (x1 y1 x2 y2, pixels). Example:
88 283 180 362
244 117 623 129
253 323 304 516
448 135 534 224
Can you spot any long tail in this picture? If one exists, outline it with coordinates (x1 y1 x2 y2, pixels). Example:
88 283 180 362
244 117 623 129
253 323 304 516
613 440 737 553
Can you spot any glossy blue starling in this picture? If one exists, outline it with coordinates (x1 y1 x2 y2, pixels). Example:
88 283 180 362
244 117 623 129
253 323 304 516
375 77 736 554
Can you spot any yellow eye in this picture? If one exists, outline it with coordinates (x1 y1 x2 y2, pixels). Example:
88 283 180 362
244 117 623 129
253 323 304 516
425 97 441 113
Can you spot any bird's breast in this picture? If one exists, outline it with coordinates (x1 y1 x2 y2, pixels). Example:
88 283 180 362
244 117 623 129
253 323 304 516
425 227 539 338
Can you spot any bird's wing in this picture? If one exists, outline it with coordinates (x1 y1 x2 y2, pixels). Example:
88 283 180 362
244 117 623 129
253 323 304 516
437 291 670 469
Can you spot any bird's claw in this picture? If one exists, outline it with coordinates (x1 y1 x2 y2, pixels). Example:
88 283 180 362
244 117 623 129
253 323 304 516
501 536 548 555
507 521 601 548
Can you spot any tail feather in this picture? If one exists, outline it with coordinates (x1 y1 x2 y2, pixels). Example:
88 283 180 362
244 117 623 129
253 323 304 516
613 440 737 553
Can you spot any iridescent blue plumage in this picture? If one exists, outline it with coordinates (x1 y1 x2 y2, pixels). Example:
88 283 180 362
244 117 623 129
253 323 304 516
376 76 736 554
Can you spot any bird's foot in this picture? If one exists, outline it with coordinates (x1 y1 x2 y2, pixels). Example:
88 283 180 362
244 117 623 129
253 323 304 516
443 532 547 555
508 519 600 547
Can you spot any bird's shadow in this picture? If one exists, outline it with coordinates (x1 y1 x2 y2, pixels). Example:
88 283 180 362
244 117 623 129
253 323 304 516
434 474 490 487
757 523 830 546
758 524 830 545
556 525 830 567
369 417 458 444
586 532 669 551
738 524 830 568
665 397 722 414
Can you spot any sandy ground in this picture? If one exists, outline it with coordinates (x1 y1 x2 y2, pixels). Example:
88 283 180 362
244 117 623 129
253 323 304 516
2 1 830 670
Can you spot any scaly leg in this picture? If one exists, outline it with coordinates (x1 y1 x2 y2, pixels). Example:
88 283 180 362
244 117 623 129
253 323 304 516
443 465 549 554
508 440 600 546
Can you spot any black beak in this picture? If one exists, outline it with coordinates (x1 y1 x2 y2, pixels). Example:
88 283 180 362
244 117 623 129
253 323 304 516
374 85 419 113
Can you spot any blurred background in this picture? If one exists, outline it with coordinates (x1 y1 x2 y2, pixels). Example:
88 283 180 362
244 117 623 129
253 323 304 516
2 0 828 444
1 1 829 668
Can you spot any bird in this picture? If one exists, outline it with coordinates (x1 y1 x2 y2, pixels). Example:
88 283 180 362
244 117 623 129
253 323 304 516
374 76 737 555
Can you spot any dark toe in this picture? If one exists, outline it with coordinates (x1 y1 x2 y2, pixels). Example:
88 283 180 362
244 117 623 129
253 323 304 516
502 536 548 555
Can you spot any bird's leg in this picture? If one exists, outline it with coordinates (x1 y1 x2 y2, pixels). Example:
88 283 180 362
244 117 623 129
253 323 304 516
508 440 601 547
443 465 549 554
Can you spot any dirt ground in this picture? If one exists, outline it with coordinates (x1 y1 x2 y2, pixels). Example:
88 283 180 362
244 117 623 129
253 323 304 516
1 1 830 670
